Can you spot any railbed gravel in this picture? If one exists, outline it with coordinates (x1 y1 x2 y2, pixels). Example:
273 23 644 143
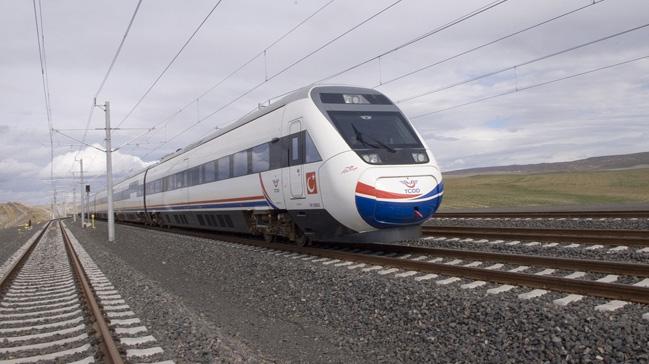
67 223 267 363
69 221 649 363
0 223 46 269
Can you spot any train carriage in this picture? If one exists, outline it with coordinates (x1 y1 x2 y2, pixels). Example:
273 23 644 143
93 85 444 244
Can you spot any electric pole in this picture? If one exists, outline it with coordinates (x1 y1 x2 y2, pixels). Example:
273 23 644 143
96 100 115 242
85 184 90 226
79 158 85 227
72 187 77 222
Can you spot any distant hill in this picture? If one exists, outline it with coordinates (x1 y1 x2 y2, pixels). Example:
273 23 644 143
0 202 50 229
446 151 649 176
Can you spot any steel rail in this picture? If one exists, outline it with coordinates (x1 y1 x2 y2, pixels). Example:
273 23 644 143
431 211 649 219
115 221 649 304
242 241 649 304
0 221 51 291
322 242 649 277
421 226 649 246
59 221 124 364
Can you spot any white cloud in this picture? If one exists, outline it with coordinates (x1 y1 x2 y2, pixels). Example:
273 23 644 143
39 144 154 178
0 158 40 179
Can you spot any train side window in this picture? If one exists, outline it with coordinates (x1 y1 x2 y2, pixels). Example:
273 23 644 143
168 175 176 191
174 172 185 189
251 143 270 173
269 138 286 169
187 167 200 186
176 173 182 189
289 133 304 166
217 156 230 180
232 151 248 177
305 132 321 163
162 177 168 192
291 137 299 161
202 161 216 184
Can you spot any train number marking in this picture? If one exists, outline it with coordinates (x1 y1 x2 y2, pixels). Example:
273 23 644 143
341 165 358 174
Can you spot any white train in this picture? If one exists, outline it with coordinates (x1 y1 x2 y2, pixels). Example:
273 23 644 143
93 85 444 244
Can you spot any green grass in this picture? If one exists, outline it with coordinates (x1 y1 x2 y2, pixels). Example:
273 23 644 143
440 168 649 209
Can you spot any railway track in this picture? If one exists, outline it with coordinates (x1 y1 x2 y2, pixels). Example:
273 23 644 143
430 210 649 219
261 241 649 305
0 221 169 363
421 226 649 247
118 222 649 315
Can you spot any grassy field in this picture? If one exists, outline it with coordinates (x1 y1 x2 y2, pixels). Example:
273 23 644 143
439 168 649 210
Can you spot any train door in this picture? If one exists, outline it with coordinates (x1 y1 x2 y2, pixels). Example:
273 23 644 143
288 119 305 199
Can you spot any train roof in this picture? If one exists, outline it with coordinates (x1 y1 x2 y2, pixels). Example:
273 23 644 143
157 85 312 164
115 84 383 183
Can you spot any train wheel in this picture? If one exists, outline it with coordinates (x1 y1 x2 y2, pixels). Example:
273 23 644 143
263 232 275 243
295 235 310 247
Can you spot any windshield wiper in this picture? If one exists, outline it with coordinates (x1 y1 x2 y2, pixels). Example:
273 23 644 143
372 139 396 153
351 124 396 153
351 124 380 149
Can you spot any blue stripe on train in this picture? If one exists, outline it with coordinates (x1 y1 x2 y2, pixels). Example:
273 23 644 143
115 200 269 213
356 182 444 229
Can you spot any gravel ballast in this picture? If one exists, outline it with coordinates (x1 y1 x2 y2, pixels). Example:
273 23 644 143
69 221 649 363
0 223 45 268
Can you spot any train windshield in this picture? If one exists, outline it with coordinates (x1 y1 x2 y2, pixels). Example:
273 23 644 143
328 111 423 150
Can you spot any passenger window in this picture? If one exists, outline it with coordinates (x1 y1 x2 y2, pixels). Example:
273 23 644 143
175 172 184 189
251 143 270 173
217 156 230 180
269 138 286 170
305 132 321 163
166 175 174 191
232 151 248 177
291 137 299 161
289 134 304 166
202 161 216 183
188 167 200 186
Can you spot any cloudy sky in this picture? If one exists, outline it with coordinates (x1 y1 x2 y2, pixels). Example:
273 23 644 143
1 0 648 206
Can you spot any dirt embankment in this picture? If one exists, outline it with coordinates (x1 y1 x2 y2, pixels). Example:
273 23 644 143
0 202 50 229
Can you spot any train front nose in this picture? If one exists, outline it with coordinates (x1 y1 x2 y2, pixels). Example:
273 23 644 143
355 175 443 228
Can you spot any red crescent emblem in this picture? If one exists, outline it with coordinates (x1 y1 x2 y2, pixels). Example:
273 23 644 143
306 172 317 194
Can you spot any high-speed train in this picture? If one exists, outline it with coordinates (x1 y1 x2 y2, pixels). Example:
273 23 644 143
92 85 443 244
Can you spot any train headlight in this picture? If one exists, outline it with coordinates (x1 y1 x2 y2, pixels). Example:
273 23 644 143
343 94 370 104
412 152 428 163
361 153 381 164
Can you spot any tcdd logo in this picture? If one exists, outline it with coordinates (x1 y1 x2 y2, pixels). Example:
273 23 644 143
306 172 318 194
400 179 420 194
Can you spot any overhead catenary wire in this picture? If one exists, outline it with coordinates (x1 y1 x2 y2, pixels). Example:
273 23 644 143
152 0 510 153
410 54 649 119
267 0 511 103
32 0 56 215
113 0 337 152
116 0 225 128
72 0 143 175
134 0 407 159
375 0 606 88
396 21 649 104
